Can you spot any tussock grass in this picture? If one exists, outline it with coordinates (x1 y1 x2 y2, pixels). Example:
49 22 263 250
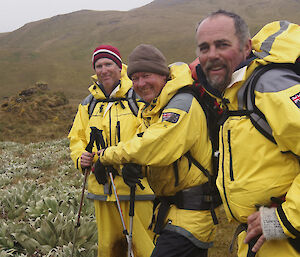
0 84 76 144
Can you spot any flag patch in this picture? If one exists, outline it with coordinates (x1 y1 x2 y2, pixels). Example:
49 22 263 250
290 92 300 108
162 112 180 123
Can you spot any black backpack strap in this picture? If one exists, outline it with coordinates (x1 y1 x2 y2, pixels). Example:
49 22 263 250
88 96 127 118
172 160 179 187
184 151 221 225
185 151 210 178
126 87 139 117
88 88 139 119
88 88 139 118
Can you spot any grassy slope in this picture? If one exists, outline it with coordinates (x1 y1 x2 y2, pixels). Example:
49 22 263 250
0 0 299 101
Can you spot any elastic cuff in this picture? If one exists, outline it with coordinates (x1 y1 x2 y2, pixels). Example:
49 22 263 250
260 206 287 240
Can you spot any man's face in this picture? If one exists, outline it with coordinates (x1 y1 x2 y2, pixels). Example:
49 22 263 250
94 58 121 89
196 15 251 92
131 72 167 103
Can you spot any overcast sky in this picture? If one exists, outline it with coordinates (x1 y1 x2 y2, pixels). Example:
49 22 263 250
0 0 154 33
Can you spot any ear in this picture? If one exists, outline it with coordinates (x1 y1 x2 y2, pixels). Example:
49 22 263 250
244 39 252 58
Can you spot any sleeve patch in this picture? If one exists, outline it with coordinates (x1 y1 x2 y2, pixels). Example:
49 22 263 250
162 112 180 123
290 92 300 108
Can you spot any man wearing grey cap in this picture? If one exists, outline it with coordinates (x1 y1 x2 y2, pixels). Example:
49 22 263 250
97 44 220 257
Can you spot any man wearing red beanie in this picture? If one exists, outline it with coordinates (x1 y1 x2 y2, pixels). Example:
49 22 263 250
68 44 155 257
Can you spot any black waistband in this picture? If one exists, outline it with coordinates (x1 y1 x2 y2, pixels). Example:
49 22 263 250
152 183 222 234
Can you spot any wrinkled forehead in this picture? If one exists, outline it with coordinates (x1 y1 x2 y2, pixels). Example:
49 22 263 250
197 15 236 40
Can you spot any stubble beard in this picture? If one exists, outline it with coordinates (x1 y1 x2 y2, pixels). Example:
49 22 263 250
206 66 231 93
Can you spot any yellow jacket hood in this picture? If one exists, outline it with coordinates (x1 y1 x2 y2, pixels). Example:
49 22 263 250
142 62 194 117
252 20 300 65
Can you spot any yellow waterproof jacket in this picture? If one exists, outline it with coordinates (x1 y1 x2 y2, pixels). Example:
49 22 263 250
213 21 300 240
101 63 213 196
68 64 154 201
100 63 217 246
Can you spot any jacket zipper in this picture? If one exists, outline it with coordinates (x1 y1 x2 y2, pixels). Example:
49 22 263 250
228 130 234 181
221 126 237 221
109 108 112 146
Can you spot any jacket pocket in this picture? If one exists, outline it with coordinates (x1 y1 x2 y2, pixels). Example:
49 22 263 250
228 130 234 181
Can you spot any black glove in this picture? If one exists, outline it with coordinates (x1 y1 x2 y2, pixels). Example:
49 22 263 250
93 159 108 185
122 163 145 190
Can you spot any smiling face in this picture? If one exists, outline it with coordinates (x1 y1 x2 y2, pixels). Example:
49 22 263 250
94 58 121 94
196 15 251 92
131 72 167 103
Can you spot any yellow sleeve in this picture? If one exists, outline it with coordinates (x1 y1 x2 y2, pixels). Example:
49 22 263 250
101 98 205 166
255 69 300 238
68 103 90 171
277 173 300 238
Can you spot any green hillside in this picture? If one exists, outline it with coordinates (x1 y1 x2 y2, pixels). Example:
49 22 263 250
0 0 299 102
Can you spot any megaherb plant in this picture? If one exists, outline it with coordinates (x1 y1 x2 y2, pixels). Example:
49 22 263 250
0 138 98 256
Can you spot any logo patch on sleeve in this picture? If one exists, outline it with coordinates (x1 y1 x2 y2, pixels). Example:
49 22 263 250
162 112 180 123
290 92 300 108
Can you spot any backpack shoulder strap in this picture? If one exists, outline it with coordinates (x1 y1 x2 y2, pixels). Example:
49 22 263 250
177 85 220 163
87 88 139 119
241 63 297 144
172 85 222 224
244 64 277 144
126 87 139 117
80 93 99 119
88 95 99 119
175 85 221 177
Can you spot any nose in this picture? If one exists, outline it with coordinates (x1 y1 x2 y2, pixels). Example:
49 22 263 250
100 65 108 74
135 77 146 88
207 46 219 59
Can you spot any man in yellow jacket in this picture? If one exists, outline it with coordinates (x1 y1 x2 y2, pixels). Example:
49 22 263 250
196 9 300 257
68 45 154 257
97 44 220 257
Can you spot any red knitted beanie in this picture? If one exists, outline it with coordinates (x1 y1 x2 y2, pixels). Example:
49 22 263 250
92 45 122 69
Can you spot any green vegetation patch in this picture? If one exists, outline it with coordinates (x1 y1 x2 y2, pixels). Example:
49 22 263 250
0 138 97 256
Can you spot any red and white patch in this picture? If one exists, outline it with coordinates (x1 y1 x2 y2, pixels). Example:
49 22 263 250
290 92 300 108
162 112 180 123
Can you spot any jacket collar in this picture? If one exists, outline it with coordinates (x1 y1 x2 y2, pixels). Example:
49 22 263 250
196 56 256 99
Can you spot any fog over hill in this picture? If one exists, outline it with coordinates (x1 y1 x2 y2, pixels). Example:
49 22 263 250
0 0 299 101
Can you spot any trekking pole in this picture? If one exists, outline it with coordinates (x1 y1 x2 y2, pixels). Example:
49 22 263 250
71 128 97 257
71 168 90 257
128 185 136 257
96 129 135 257
109 172 134 257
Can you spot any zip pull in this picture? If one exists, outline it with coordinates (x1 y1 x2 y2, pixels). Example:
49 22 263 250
120 101 125 109
99 104 104 113
116 121 121 143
